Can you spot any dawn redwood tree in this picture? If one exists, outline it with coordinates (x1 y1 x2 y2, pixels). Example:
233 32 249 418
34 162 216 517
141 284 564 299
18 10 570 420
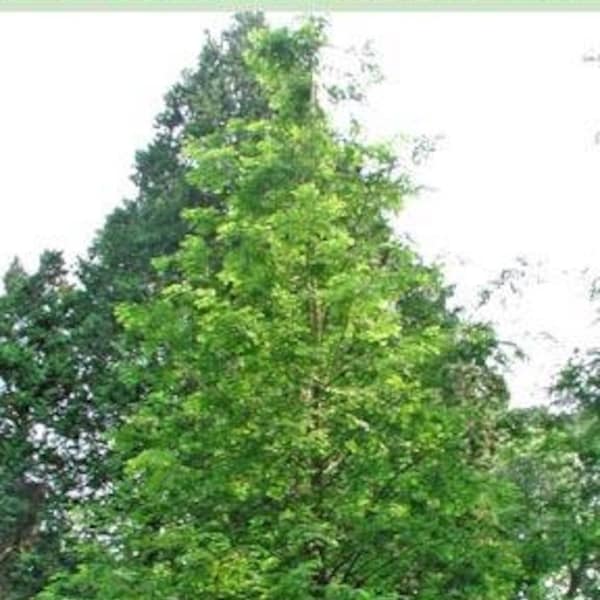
40 21 525 599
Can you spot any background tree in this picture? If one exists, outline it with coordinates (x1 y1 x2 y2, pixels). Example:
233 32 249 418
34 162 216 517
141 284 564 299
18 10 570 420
0 253 83 598
547 350 598 597
39 21 525 600
495 311 599 599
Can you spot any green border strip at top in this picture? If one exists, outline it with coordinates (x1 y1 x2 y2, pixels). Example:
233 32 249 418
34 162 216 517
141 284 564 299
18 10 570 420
4 0 600 11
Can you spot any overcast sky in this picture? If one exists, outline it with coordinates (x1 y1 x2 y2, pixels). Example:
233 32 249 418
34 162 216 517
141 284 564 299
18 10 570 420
2 11 600 406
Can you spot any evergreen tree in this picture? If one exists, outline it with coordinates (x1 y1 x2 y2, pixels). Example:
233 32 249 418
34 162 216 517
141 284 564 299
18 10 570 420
0 253 83 598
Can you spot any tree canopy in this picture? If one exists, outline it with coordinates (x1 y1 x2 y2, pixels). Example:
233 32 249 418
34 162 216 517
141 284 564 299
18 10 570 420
0 13 596 600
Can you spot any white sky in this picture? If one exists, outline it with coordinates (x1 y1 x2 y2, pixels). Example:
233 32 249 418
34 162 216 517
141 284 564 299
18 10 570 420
2 12 600 406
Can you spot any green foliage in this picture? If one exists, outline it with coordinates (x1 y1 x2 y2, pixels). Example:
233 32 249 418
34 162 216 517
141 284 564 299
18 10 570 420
40 22 526 599
0 253 82 598
497 347 599 599
549 353 598 597
6 13 594 600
